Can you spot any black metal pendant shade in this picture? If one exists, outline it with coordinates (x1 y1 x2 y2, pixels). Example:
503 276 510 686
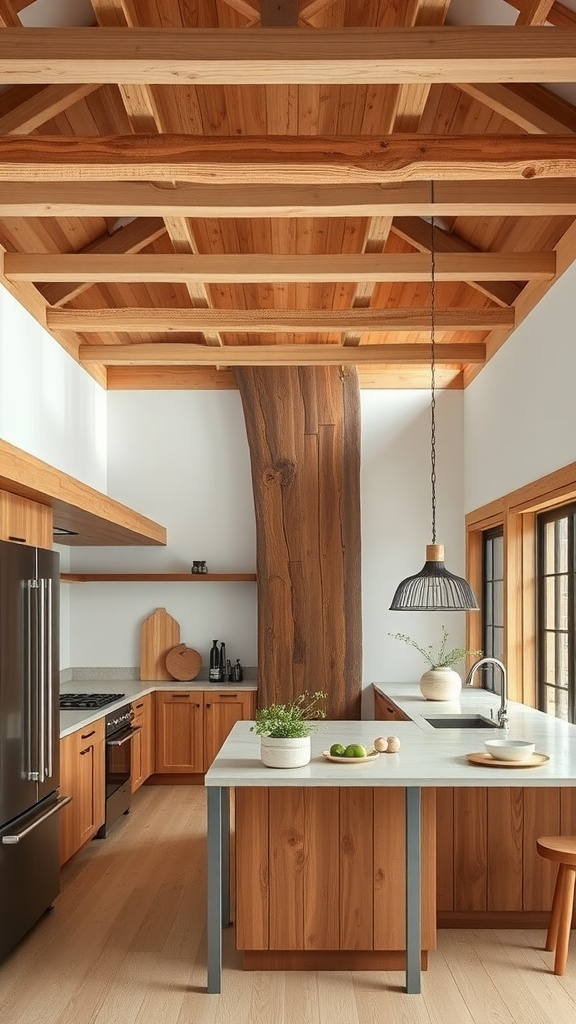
390 544 479 612
390 183 479 613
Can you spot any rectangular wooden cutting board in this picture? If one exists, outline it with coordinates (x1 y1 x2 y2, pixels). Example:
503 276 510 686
140 607 180 680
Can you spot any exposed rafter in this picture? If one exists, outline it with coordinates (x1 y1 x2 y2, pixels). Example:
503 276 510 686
1 135 575 183
0 28 576 84
5 252 554 285
52 307 513 333
78 342 486 366
456 83 576 134
0 84 101 134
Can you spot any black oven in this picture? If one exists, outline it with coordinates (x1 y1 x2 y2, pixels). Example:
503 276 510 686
96 703 141 838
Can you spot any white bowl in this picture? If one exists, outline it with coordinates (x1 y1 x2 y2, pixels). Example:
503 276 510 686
484 739 535 762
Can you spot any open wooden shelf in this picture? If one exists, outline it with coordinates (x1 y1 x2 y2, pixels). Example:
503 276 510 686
61 572 257 582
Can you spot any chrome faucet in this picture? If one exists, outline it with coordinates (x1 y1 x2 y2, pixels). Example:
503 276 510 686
465 657 508 728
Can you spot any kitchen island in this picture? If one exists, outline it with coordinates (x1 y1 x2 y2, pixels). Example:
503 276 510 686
204 694 576 995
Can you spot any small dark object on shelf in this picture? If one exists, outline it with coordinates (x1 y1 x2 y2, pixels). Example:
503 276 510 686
231 659 243 682
209 639 220 681
192 560 208 574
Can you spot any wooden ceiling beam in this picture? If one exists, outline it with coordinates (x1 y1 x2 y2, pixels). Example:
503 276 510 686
1 179 574 218
504 1 576 28
2 134 576 184
54 308 513 333
456 83 576 134
79 342 486 367
515 1 556 25
0 2 20 27
390 218 522 308
0 27 575 84
9 251 553 285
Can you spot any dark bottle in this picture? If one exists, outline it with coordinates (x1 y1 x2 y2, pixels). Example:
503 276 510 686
209 640 220 682
231 659 243 682
219 641 227 681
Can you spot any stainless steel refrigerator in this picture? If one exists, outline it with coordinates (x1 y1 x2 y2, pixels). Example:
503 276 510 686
0 538 70 962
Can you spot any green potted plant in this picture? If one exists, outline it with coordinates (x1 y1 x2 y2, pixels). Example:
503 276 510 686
389 627 482 701
252 690 327 768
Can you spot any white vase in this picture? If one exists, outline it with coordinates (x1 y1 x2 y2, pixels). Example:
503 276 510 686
419 667 462 701
260 735 311 769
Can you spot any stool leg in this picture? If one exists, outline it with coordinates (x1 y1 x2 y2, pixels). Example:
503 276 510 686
553 866 576 977
547 864 567 952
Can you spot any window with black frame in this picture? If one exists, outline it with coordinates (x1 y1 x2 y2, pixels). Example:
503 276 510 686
482 528 504 694
537 504 576 723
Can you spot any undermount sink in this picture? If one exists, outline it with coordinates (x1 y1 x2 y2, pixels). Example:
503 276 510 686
423 714 499 729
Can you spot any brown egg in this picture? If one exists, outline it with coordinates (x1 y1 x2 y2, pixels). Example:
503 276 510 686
374 736 389 752
386 736 401 753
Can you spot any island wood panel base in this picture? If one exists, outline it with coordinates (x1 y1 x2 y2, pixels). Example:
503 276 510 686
235 786 436 964
437 785 576 924
243 950 429 971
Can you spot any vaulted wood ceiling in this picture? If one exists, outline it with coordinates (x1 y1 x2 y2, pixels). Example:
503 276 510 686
2 0 576 389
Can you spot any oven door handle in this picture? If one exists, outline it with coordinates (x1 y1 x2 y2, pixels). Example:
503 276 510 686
107 726 142 747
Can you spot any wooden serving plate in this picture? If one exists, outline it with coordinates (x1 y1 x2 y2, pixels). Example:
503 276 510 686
466 751 549 769
322 749 380 764
165 643 202 681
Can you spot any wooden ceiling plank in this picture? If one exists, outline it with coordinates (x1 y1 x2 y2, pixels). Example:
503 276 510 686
3 134 576 183
515 1 556 24
260 1 299 26
39 218 166 307
9 251 554 284
79 342 486 366
390 217 522 307
57 307 513 332
0 85 101 134
1 27 576 85
456 83 576 134
1 179 575 217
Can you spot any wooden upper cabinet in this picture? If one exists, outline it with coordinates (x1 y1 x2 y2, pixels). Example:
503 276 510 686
155 691 204 773
0 489 53 548
204 690 256 771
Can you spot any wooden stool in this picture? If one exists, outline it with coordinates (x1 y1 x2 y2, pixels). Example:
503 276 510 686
537 836 576 976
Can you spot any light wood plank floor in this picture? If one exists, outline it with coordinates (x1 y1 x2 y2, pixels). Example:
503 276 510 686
1 786 576 1024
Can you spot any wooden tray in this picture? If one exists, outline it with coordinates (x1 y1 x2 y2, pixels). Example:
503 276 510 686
165 643 202 681
466 751 549 769
322 749 380 764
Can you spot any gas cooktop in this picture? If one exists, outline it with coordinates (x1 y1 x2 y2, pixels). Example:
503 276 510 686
59 692 125 710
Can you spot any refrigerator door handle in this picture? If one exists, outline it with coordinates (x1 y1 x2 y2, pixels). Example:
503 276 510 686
37 577 46 784
44 578 54 779
1 795 72 845
24 579 39 782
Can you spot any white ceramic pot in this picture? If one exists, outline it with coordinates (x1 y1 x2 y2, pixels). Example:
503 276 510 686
260 735 311 769
419 667 462 701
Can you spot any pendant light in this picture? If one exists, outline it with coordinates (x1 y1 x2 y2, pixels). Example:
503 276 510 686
390 184 479 612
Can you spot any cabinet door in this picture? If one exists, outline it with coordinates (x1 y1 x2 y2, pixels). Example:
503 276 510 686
204 691 256 770
0 490 53 548
155 691 204 773
59 718 105 864
131 694 154 791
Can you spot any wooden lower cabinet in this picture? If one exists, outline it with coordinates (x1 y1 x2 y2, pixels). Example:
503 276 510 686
0 489 53 548
204 690 255 769
235 786 436 969
59 718 105 865
155 689 256 775
437 785 576 922
373 689 410 722
131 693 154 791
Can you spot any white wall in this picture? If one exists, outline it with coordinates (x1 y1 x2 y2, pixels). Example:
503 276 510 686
464 262 576 512
361 391 468 692
0 285 107 490
68 392 258 671
0 285 107 669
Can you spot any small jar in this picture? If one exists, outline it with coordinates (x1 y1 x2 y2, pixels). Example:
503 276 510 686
191 561 200 574
199 561 208 574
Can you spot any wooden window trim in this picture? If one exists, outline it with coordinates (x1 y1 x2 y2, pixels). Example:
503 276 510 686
466 461 576 708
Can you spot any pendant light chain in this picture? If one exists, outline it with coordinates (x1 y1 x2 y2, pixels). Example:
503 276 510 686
430 181 437 546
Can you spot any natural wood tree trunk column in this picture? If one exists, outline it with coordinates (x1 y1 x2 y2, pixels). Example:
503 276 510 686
235 366 362 719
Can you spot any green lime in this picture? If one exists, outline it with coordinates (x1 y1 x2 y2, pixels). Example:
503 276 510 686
330 743 346 757
344 743 367 758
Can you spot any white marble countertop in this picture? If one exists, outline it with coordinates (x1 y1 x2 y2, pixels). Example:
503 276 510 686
59 678 257 738
204 682 576 788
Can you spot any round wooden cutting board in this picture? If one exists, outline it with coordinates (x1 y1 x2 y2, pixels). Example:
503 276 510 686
165 643 202 681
